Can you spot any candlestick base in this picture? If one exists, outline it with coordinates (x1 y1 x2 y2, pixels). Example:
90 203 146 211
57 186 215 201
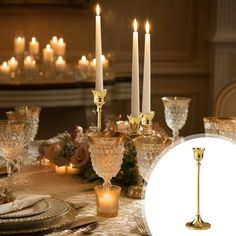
126 183 143 199
141 111 155 135
127 115 142 135
186 215 211 230
92 89 107 131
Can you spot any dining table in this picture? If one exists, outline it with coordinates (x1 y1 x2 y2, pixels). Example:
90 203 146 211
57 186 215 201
0 156 145 235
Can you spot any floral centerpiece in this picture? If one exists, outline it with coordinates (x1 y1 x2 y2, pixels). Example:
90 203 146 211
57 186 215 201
39 121 169 185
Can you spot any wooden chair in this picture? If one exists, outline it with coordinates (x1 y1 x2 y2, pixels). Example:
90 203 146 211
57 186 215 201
215 82 236 116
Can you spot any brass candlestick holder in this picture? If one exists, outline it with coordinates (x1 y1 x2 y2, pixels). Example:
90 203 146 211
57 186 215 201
126 114 143 199
92 89 107 131
186 147 211 230
142 111 155 135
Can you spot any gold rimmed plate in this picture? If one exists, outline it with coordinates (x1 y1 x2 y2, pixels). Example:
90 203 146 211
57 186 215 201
0 199 51 219
0 198 70 228
0 206 76 235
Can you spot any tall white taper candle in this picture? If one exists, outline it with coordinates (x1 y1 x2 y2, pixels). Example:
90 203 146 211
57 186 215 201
131 19 140 117
95 4 103 91
142 21 151 113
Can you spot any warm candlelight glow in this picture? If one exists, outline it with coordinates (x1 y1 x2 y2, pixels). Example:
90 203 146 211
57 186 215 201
31 37 36 43
52 36 58 42
46 44 51 50
2 61 8 67
133 19 138 32
58 56 63 62
96 4 100 16
145 21 150 33
8 57 18 71
82 55 87 62
17 36 23 42
95 185 121 217
58 38 64 44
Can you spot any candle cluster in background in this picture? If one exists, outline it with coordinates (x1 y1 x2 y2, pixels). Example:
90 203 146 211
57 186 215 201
0 33 112 82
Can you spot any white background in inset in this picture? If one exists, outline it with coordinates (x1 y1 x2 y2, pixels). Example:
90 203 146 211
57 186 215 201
145 136 236 236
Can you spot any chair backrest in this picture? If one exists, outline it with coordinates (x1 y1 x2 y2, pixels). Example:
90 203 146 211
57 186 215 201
215 82 236 117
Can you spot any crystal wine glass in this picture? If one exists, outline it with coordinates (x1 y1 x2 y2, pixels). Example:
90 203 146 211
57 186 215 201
162 97 191 141
134 135 169 182
0 120 25 187
217 117 236 141
88 134 124 186
15 106 41 158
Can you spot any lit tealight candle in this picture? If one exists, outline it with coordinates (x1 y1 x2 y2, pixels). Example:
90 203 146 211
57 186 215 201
8 57 18 72
57 37 66 57
78 55 89 66
55 56 66 71
24 56 36 70
29 37 39 56
43 44 54 62
95 185 121 217
14 36 25 55
0 61 10 74
67 163 79 174
55 165 66 175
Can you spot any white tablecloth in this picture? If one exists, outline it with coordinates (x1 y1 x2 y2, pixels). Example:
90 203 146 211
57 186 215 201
1 166 145 235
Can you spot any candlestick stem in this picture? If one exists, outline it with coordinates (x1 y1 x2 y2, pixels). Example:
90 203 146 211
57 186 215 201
186 147 211 230
92 89 107 131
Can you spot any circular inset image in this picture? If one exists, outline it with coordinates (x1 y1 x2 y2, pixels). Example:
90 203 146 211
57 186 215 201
145 135 236 236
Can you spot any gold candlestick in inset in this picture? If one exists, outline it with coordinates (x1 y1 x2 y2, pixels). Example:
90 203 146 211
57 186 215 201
186 147 211 230
92 89 107 131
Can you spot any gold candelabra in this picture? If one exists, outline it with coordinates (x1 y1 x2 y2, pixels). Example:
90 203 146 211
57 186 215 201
92 89 107 131
186 147 211 230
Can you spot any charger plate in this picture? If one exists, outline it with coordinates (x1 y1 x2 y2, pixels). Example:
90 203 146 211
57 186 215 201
0 206 76 235
0 198 70 228
0 199 51 219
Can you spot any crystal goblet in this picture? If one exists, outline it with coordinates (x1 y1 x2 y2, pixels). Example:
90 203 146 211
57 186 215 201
217 117 236 141
0 120 25 187
15 106 41 160
88 134 124 186
162 97 191 141
133 135 169 182
203 117 219 135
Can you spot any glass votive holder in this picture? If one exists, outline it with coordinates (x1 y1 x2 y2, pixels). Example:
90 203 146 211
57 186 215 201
95 185 121 217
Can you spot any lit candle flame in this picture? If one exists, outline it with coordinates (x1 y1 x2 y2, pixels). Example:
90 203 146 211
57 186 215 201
145 21 150 33
59 38 64 44
32 37 36 43
133 19 138 32
52 36 58 42
26 56 32 61
81 55 87 61
2 61 7 67
46 44 51 50
58 56 63 62
96 4 100 16
10 57 16 62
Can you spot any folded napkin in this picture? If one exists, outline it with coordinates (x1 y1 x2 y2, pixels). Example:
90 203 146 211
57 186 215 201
0 194 51 215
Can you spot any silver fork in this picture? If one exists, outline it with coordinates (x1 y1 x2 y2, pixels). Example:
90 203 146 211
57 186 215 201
134 216 150 236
